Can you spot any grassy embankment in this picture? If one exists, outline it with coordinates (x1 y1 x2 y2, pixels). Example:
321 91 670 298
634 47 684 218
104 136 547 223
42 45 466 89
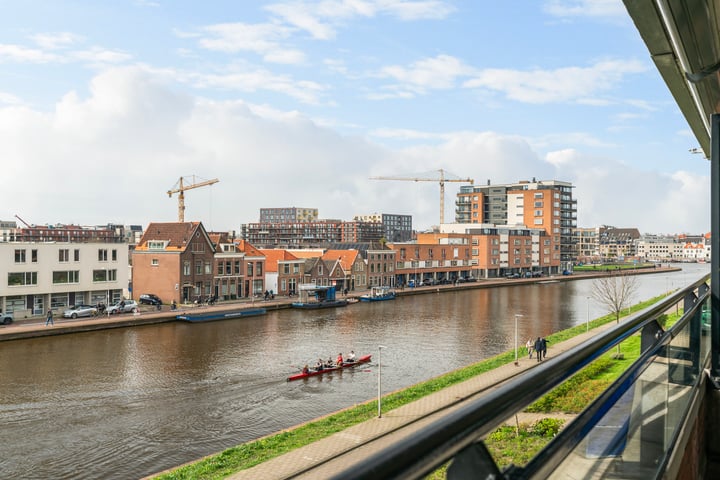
154 294 671 480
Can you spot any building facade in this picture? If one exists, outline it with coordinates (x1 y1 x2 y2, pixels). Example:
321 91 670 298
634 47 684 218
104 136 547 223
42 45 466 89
455 179 576 270
0 240 129 318
132 222 216 304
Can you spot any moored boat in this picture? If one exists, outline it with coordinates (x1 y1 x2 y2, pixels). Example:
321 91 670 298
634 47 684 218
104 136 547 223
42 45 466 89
292 285 349 309
176 307 267 322
359 286 396 302
287 354 372 381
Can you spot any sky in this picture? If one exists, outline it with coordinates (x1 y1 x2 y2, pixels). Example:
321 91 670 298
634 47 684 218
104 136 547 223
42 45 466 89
0 0 710 235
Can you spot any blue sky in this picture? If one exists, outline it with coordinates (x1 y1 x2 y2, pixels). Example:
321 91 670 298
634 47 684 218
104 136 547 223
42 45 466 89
0 0 709 234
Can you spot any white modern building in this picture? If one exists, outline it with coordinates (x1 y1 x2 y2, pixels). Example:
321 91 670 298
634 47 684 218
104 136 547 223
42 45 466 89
0 241 129 319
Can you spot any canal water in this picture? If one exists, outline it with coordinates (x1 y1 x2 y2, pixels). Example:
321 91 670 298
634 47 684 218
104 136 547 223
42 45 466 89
0 265 708 479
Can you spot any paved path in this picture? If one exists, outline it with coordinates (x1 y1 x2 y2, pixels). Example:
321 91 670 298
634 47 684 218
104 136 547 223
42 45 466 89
223 321 618 480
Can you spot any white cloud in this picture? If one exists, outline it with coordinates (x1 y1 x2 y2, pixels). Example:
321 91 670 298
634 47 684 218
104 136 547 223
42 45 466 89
463 59 647 104
0 44 62 63
264 0 455 40
30 32 84 50
71 46 133 64
194 22 307 65
186 65 328 104
543 0 627 18
0 91 23 106
0 68 709 235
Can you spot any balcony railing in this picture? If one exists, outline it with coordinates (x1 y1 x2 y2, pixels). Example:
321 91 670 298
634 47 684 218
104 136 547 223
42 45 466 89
333 273 712 479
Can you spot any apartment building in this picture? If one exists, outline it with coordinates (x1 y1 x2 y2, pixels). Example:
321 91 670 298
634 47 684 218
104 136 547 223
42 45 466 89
353 213 413 242
259 207 318 223
456 179 576 271
598 226 640 261
0 240 128 318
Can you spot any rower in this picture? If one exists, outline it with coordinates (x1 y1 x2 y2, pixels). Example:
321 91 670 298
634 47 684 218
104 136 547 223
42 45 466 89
336 353 344 366
347 350 356 362
302 364 310 374
315 359 324 371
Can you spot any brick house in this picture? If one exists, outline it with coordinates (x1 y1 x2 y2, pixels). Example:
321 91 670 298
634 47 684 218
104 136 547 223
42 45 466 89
132 222 215 304
234 240 266 297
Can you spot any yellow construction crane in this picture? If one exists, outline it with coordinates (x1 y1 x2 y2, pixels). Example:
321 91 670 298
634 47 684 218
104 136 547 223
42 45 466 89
167 175 219 222
370 169 474 225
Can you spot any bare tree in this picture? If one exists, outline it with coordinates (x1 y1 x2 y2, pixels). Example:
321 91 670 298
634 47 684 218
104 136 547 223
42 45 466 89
591 272 640 358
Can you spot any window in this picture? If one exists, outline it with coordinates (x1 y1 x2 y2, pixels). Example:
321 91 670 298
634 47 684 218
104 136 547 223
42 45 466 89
8 271 37 286
283 264 290 274
148 241 166 250
59 249 69 262
318 264 323 275
256 263 262 275
204 262 211 274
32 249 38 262
53 271 80 284
183 261 191 276
247 263 254 276
235 261 240 275
225 261 231 275
74 249 80 261
93 270 108 282
218 262 225 275
112 249 118 261
98 249 108 261
151 258 159 266
108 269 117 281
195 261 202 275
293 264 299 273
14 249 26 263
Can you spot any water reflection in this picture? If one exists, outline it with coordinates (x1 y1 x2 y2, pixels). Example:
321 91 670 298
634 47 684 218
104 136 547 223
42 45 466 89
0 264 707 479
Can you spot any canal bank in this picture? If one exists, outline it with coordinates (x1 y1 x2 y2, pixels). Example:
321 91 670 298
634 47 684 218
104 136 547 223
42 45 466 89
150 298 652 480
0 267 678 342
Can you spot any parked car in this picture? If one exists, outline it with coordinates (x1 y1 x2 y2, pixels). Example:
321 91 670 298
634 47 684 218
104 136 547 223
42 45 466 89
505 273 520 279
139 294 163 305
1 311 13 325
438 278 452 285
421 278 435 286
63 304 98 319
106 300 138 315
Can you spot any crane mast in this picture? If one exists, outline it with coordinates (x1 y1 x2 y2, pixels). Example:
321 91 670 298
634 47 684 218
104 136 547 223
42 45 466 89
167 176 219 222
370 169 474 224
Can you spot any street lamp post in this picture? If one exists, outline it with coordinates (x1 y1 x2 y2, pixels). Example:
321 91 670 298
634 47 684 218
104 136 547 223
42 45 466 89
514 314 523 366
378 345 386 418
586 296 590 332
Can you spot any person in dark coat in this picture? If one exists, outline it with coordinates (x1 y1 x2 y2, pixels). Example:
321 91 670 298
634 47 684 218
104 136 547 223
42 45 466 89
541 337 549 359
534 337 543 362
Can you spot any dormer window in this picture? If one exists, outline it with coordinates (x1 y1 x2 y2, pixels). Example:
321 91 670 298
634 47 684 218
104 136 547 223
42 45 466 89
148 240 168 250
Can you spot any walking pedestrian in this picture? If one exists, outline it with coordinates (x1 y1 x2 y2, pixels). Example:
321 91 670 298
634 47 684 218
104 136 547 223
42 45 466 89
534 337 543 362
45 308 54 326
526 338 534 359
541 337 549 359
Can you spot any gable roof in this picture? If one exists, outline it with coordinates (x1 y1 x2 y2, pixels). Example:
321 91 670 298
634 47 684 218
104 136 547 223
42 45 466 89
135 222 212 252
234 239 265 258
259 249 301 273
322 249 360 271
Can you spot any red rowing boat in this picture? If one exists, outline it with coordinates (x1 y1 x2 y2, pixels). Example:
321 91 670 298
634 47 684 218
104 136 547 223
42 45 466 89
286 354 372 381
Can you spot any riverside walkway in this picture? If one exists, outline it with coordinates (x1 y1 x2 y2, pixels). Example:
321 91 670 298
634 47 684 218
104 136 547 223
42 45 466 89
222 321 619 480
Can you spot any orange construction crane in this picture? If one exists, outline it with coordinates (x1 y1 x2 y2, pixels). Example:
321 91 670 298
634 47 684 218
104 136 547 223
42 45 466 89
370 169 473 224
167 176 219 222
